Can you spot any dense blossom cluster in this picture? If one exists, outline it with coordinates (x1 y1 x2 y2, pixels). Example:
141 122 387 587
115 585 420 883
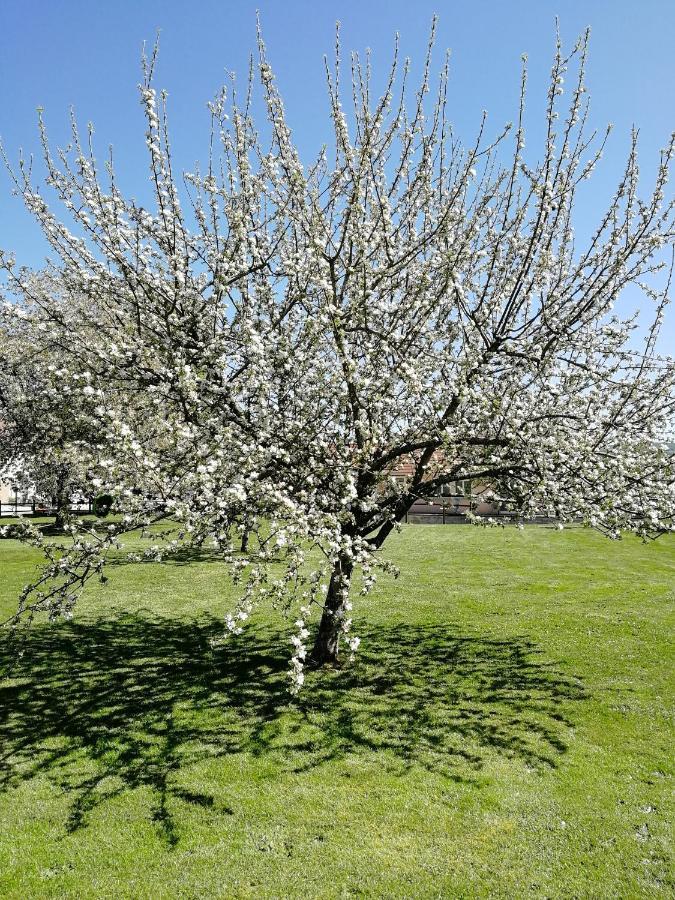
1 25 674 686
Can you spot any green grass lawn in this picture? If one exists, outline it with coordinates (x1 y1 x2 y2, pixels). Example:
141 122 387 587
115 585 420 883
0 525 673 898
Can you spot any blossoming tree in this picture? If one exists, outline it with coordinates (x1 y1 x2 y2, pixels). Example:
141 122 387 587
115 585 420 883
0 302 95 529
2 25 674 688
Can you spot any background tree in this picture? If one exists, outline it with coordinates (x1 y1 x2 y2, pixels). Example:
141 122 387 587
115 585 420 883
1 25 674 686
0 303 92 529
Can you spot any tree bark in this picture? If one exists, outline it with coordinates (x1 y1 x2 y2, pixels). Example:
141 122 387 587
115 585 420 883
308 553 354 667
53 473 69 532
240 511 253 552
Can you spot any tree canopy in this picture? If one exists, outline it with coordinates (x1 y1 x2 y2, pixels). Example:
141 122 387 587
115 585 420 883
1 23 674 688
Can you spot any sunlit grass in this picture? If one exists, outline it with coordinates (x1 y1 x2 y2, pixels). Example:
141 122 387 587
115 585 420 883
0 525 673 898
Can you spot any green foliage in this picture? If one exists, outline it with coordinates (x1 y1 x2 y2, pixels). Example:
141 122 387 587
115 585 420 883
0 526 673 897
93 493 114 517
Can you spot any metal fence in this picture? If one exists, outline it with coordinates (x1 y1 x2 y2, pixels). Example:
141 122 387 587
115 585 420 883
0 494 557 525
403 495 559 525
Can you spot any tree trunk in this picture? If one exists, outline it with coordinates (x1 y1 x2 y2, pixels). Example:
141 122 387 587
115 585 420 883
308 553 354 667
240 527 250 553
240 510 253 553
53 475 69 532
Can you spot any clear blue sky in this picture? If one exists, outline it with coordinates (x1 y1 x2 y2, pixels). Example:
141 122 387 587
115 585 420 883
1 0 673 352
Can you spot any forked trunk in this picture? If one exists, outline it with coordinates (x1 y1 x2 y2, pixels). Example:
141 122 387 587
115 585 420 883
308 553 354 667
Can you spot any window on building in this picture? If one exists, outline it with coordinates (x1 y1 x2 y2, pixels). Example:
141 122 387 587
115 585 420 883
441 479 472 496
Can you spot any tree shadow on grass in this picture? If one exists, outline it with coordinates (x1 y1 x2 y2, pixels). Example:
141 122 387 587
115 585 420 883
106 545 233 566
0 612 586 846
106 545 285 567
